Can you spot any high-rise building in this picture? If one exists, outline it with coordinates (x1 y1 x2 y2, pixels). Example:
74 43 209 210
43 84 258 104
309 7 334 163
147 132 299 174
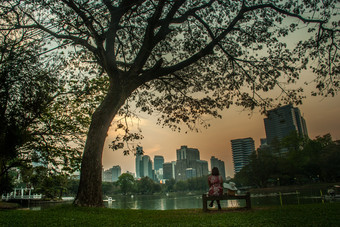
135 147 143 178
185 168 197 179
175 159 209 181
176 145 200 161
103 169 111 182
171 161 176 179
103 165 121 182
153 156 164 182
175 145 208 181
195 160 209 178
163 162 175 180
210 156 226 180
111 165 121 182
260 138 267 146
154 155 164 171
264 104 308 145
259 138 269 149
140 155 153 178
231 137 255 174
154 168 163 182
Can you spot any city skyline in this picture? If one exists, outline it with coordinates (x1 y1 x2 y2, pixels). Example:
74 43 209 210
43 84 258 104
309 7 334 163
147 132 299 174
102 87 340 177
107 146 224 180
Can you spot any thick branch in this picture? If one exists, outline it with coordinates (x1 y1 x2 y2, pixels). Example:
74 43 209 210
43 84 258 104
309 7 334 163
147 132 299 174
150 5 246 80
158 0 215 25
248 3 326 24
245 2 337 34
103 0 147 75
15 23 97 53
128 0 168 75
61 0 104 47
142 2 338 82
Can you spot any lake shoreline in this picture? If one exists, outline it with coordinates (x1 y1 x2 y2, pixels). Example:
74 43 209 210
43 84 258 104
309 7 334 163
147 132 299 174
0 201 20 209
2 182 338 210
247 182 340 194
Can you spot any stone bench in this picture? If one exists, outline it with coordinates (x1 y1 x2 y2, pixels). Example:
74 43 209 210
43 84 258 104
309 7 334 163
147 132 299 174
202 192 251 212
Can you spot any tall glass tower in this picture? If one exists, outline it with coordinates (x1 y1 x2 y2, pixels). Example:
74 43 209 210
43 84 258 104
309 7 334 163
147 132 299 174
264 104 308 145
231 137 255 174
154 155 164 171
111 165 121 182
141 155 153 178
135 146 143 178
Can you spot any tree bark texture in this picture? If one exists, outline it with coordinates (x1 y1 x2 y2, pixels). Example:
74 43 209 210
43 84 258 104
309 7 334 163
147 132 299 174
74 81 133 207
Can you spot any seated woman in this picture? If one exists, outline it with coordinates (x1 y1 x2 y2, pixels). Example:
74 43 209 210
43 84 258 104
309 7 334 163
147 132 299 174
208 167 223 210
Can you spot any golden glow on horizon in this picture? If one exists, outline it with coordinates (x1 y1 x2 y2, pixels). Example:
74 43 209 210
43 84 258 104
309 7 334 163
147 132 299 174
102 90 340 177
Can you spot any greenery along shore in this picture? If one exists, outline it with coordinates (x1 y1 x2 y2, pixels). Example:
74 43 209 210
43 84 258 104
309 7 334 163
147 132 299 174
1 203 339 227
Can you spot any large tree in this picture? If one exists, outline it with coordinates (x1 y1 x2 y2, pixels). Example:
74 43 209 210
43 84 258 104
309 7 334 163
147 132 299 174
2 0 338 206
0 12 90 195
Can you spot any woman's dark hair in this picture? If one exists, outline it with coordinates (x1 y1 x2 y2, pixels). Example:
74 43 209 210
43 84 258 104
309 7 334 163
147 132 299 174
211 167 219 176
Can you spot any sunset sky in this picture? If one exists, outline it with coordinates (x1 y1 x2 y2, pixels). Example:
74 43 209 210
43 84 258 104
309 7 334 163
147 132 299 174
99 8 340 178
102 72 340 177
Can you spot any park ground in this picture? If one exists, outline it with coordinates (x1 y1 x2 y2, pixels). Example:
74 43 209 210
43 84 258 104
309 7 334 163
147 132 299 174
0 202 339 226
1 183 339 226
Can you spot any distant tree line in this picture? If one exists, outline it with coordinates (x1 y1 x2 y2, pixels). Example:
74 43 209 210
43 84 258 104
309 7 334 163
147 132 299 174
103 174 209 196
234 133 340 188
3 166 210 199
62 174 210 197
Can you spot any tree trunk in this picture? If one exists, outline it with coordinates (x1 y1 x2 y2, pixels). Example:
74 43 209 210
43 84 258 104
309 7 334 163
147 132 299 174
74 81 131 207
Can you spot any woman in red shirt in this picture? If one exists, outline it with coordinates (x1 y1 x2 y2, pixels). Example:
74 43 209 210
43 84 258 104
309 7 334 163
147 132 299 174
208 167 223 210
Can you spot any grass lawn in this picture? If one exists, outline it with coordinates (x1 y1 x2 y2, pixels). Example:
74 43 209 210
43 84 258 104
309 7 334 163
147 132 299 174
0 202 339 226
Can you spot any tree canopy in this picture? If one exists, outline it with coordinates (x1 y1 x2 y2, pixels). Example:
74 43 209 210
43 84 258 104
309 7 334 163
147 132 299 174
1 0 339 206
0 13 91 195
117 173 135 195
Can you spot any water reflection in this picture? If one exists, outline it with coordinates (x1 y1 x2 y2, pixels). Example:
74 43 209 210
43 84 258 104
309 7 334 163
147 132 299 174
104 191 330 210
24 190 334 210
227 199 241 208
105 194 244 210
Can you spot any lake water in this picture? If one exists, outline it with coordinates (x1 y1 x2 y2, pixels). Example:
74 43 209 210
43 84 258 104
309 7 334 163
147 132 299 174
25 190 334 210
105 191 327 210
